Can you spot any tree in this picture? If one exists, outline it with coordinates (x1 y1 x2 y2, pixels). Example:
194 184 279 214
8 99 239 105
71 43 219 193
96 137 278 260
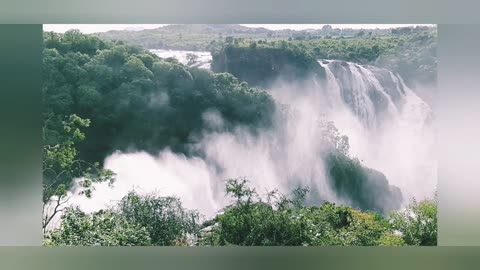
204 178 311 246
356 30 366 37
322 25 333 34
44 207 151 246
225 36 234 44
42 114 115 232
389 194 437 246
45 191 199 246
118 192 200 246
201 179 405 246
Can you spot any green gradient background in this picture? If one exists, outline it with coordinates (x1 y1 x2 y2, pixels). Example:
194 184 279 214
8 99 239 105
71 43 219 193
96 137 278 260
1 247 479 269
1 0 479 24
0 24 42 246
437 25 480 246
2 0 480 267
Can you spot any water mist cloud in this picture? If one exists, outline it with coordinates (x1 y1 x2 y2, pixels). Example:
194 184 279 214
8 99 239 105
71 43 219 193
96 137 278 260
69 150 223 217
66 59 437 217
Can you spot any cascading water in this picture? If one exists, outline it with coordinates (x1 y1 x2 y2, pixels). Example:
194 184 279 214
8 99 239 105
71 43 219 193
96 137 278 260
151 49 212 69
53 51 436 229
315 60 436 203
319 60 409 129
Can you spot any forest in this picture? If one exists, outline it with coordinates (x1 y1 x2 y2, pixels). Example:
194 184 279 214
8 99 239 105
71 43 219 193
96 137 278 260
42 26 437 246
99 24 437 88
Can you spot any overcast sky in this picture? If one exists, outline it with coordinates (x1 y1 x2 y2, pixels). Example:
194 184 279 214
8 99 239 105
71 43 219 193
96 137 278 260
43 24 435 34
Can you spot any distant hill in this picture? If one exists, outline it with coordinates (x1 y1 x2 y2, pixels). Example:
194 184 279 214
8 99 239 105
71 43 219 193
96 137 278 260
96 24 275 50
96 24 436 51
123 26 148 31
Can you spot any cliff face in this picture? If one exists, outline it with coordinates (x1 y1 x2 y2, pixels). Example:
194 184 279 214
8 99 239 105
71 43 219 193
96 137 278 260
211 45 326 87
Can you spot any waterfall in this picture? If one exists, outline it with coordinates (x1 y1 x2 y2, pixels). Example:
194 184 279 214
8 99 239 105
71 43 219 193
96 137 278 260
315 60 436 202
62 52 436 220
319 59 415 129
151 49 212 69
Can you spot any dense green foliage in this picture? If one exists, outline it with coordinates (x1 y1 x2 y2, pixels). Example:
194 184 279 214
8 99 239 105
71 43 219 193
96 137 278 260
202 179 434 246
390 194 438 246
45 191 198 246
97 24 432 52
117 192 199 245
45 179 435 246
43 134 432 247
44 207 152 246
299 32 437 86
210 30 436 88
43 30 275 165
375 33 437 87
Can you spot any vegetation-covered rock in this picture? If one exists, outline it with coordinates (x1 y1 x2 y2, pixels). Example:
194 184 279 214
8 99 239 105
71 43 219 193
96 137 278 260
316 119 403 213
211 43 326 87
325 152 403 214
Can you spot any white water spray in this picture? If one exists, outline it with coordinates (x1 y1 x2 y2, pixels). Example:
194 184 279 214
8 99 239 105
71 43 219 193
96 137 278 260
64 52 436 219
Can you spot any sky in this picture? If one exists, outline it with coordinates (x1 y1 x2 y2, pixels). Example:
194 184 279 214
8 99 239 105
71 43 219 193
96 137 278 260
43 24 435 34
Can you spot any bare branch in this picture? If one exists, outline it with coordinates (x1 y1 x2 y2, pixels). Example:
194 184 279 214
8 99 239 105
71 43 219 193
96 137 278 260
42 194 70 231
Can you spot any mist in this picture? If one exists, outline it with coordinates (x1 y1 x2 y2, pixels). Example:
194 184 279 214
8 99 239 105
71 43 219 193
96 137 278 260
65 59 437 218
